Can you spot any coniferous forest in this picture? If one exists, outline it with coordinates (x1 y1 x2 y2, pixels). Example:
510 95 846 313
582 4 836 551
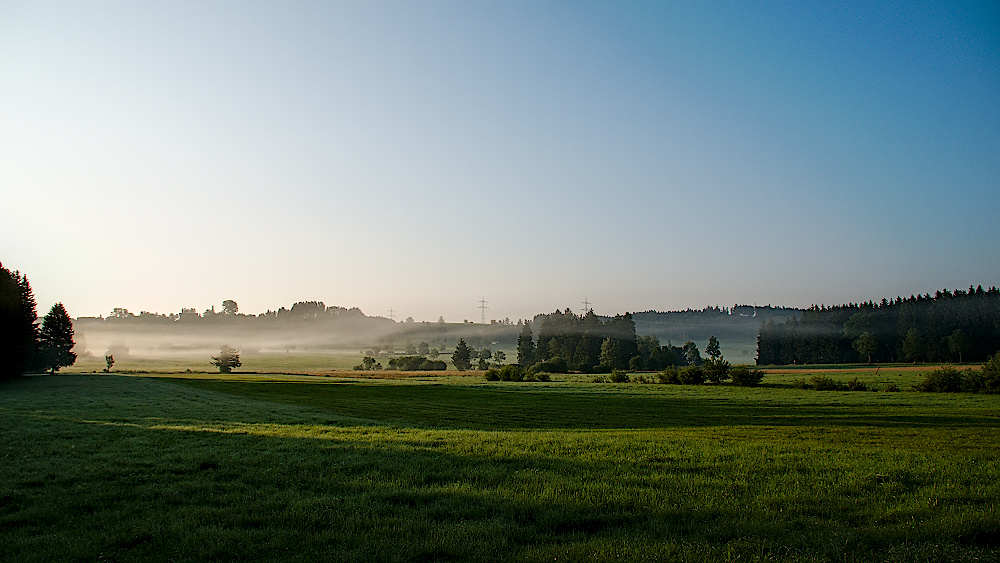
756 286 1000 365
0 263 76 378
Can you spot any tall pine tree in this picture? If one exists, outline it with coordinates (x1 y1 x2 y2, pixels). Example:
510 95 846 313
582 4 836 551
38 303 76 373
451 338 472 371
516 321 535 366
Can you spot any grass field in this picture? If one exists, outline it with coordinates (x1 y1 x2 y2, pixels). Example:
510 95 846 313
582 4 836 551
2 369 999 562
70 350 371 374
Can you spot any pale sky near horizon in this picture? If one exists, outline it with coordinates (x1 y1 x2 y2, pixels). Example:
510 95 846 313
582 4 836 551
2 1 998 322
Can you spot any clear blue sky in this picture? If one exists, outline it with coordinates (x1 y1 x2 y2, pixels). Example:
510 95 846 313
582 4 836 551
2 1 998 322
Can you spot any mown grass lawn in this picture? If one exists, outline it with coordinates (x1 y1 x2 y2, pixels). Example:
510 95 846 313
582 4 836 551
2 373 998 562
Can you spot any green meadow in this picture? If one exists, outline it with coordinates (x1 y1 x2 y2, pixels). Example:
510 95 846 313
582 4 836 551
2 371 998 562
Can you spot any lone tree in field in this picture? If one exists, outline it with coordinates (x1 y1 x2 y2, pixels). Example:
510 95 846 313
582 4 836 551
105 354 114 372
38 303 76 374
452 338 472 370
211 345 242 373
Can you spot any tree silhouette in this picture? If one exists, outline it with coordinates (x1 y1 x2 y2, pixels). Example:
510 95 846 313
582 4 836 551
211 345 242 373
38 303 76 373
517 322 535 366
902 328 925 363
947 329 970 363
852 332 877 365
451 339 472 370
0 264 38 378
705 335 722 360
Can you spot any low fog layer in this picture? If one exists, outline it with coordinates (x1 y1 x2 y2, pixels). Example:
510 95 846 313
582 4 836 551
72 301 802 364
72 301 525 360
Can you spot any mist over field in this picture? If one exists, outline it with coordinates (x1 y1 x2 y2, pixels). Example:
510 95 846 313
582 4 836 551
71 303 518 362
68 299 804 371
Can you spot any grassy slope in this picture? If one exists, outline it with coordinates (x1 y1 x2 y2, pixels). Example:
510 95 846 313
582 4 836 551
2 374 999 562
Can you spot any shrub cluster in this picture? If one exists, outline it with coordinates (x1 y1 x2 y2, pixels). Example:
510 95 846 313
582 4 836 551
484 365 550 382
609 369 630 383
703 358 730 384
914 357 1000 393
529 357 568 374
654 364 764 387
793 376 870 391
386 356 447 371
658 366 695 385
729 365 766 386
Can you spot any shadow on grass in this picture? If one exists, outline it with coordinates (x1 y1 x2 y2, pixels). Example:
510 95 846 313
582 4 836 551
162 378 1000 431
3 376 998 562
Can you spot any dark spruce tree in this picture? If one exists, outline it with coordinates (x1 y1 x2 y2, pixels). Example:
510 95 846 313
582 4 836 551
0 264 39 378
38 302 76 373
451 338 472 371
516 321 535 366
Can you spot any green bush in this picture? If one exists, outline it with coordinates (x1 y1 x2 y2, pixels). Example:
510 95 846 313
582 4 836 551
500 364 526 382
883 383 901 392
703 358 731 384
845 377 868 392
388 356 444 371
531 357 568 374
678 365 704 385
485 365 527 382
909 358 1000 394
609 369 630 383
658 367 680 384
914 366 965 393
795 376 873 392
981 353 1000 393
729 365 765 387
809 376 844 391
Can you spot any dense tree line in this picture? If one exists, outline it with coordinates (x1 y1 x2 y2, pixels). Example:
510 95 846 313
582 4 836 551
97 300 378 325
1 263 76 378
757 286 1000 365
519 309 705 372
632 305 800 346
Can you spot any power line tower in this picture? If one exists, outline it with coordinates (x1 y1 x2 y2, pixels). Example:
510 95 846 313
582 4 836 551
388 307 395 321
478 297 488 324
582 297 592 314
